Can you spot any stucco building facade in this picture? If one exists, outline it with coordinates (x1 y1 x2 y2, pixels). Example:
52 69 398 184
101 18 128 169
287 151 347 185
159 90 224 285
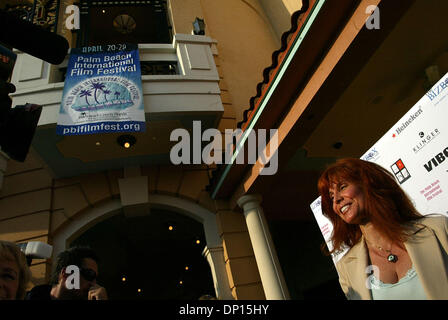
2 0 446 300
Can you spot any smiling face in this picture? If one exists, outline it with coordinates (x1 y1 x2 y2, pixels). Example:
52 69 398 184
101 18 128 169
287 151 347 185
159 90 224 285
329 180 366 225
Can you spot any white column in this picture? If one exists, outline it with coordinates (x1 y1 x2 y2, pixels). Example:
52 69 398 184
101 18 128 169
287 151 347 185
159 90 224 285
237 194 289 300
202 246 234 300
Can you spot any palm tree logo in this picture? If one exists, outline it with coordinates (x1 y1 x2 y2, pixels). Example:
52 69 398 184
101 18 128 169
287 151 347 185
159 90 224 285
79 89 92 106
91 82 106 104
74 82 130 111
103 89 111 102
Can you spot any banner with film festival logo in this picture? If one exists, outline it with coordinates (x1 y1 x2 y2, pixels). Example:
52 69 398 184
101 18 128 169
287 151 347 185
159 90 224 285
310 71 448 264
57 44 145 135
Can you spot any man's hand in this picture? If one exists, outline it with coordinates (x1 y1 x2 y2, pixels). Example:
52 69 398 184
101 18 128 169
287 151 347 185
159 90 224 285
88 284 108 300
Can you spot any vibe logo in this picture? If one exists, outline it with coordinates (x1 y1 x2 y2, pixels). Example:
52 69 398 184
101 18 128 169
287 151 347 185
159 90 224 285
365 5 380 30
423 146 448 172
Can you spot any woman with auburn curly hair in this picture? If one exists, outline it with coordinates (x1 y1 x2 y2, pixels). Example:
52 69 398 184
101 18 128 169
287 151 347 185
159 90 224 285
0 240 31 300
317 158 448 300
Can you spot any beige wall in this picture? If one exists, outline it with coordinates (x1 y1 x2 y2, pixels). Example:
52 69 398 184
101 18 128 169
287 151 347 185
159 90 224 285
200 0 280 123
259 0 302 42
170 0 281 123
169 0 205 35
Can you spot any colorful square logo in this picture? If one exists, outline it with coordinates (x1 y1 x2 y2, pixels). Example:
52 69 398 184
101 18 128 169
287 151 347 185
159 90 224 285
391 159 411 184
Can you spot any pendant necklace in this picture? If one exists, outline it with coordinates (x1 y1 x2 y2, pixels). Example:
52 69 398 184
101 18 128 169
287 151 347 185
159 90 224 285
381 248 399 263
367 240 398 263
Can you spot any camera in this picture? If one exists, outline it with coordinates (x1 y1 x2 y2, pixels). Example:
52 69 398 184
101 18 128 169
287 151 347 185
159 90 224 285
17 241 53 266
0 43 43 162
0 9 69 162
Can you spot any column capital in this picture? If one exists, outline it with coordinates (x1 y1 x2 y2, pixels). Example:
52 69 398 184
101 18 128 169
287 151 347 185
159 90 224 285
202 245 224 256
202 245 234 300
237 194 262 212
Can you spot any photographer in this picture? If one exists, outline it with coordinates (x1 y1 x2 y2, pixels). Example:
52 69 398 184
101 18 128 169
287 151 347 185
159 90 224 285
0 8 69 162
26 246 108 300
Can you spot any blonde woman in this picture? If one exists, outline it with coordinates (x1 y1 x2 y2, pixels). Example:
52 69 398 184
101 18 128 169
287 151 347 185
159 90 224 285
0 240 31 300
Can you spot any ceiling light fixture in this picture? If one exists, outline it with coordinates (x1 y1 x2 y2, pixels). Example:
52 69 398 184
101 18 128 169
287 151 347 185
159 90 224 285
166 221 176 231
117 134 136 149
